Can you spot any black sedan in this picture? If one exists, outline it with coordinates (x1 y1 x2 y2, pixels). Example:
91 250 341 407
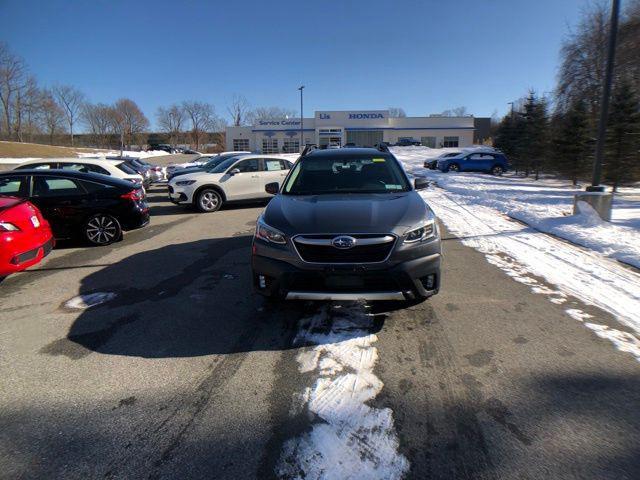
0 170 149 246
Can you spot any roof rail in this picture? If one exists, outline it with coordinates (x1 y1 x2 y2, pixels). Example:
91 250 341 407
300 144 318 156
376 143 390 153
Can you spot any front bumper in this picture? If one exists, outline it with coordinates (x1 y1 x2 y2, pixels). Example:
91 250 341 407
167 185 190 204
251 242 441 301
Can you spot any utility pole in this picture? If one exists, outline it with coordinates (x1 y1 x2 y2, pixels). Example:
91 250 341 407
589 0 621 192
298 85 304 153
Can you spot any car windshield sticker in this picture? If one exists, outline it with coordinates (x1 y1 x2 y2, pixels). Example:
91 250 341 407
372 158 386 163
385 184 403 190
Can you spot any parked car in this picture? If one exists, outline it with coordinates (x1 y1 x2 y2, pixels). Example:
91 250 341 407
168 154 292 212
148 144 175 154
132 158 166 183
437 151 509 175
0 195 54 278
0 170 149 246
424 152 461 169
167 152 250 181
15 158 145 187
251 147 441 302
395 138 421 146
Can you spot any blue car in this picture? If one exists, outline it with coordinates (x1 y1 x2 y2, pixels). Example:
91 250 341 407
437 151 509 175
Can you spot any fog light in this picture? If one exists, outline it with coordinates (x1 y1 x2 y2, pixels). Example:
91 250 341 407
259 275 266 289
420 274 436 290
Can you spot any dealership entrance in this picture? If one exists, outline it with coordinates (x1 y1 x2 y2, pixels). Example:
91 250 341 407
345 130 384 147
318 128 343 148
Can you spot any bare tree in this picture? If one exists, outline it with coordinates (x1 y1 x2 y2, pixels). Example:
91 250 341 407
227 94 250 126
156 104 186 146
40 90 65 145
182 101 224 150
0 42 28 140
113 98 149 151
388 107 407 117
82 102 116 148
245 106 297 124
438 106 469 117
53 84 85 146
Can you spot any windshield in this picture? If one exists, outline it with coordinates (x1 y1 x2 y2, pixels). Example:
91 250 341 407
116 162 138 175
283 155 411 195
204 154 239 170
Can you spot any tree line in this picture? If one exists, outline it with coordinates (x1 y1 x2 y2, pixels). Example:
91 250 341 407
494 1 640 190
0 43 304 151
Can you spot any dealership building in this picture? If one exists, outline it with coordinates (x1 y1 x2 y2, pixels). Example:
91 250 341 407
225 110 476 153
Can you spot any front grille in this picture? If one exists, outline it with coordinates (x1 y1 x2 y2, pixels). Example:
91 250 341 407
293 234 395 263
42 238 53 257
11 247 39 265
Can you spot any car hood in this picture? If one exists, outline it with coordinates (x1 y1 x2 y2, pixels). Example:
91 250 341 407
171 167 205 177
263 192 434 235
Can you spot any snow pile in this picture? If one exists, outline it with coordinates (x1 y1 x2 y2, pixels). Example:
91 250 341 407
392 146 640 269
278 304 408 479
417 183 640 362
0 157 41 165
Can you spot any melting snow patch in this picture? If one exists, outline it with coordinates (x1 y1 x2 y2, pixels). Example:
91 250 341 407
277 304 409 480
584 323 640 362
65 292 116 309
565 309 593 322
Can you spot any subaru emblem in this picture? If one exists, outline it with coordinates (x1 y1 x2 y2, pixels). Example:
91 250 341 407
332 235 357 249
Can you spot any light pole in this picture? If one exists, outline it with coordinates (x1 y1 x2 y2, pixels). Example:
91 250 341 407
298 85 304 152
589 0 621 192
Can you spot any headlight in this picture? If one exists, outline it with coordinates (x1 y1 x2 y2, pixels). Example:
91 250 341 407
176 180 196 186
0 221 20 232
404 220 436 243
255 218 286 244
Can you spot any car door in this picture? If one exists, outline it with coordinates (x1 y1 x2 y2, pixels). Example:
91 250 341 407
464 154 485 171
0 174 29 198
221 158 262 200
30 176 90 238
260 158 290 194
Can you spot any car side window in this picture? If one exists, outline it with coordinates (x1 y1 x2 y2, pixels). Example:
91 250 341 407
264 159 285 171
0 176 26 195
60 163 110 175
233 159 260 173
33 177 86 197
468 154 483 160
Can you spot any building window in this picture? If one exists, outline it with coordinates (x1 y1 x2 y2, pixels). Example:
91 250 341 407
262 139 279 154
443 136 459 148
346 130 383 147
421 136 436 148
283 140 300 153
233 139 249 151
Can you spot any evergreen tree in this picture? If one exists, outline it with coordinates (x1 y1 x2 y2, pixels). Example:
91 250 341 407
552 99 592 185
521 92 549 179
604 80 640 192
495 111 526 175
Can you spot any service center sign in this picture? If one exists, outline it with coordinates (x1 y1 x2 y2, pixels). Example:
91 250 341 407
315 110 389 128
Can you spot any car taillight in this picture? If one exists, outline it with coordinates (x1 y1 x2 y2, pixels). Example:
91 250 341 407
0 221 20 232
121 189 144 201
152 166 162 171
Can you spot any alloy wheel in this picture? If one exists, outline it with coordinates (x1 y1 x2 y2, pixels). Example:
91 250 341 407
198 190 221 212
85 215 119 245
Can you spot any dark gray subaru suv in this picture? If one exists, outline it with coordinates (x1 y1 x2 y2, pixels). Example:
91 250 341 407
251 147 441 302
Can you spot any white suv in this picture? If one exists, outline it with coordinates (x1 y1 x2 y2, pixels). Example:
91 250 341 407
168 154 292 212
14 158 145 187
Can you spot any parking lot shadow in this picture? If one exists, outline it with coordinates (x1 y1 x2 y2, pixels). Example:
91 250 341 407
47 236 384 359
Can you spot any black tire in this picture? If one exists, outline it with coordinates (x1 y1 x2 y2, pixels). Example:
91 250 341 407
491 165 504 176
84 214 121 246
195 188 222 213
446 163 460 173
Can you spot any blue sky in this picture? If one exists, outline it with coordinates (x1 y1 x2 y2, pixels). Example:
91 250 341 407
1 0 586 127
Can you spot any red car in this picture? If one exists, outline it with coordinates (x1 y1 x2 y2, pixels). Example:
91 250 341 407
0 195 54 278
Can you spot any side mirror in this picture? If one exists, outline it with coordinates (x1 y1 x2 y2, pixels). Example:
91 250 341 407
265 182 280 195
229 168 241 176
414 177 429 190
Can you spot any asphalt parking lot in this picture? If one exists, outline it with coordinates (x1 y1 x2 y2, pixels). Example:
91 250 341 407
1 185 639 479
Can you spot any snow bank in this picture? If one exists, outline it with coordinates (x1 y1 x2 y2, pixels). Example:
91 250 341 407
392 146 640 269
